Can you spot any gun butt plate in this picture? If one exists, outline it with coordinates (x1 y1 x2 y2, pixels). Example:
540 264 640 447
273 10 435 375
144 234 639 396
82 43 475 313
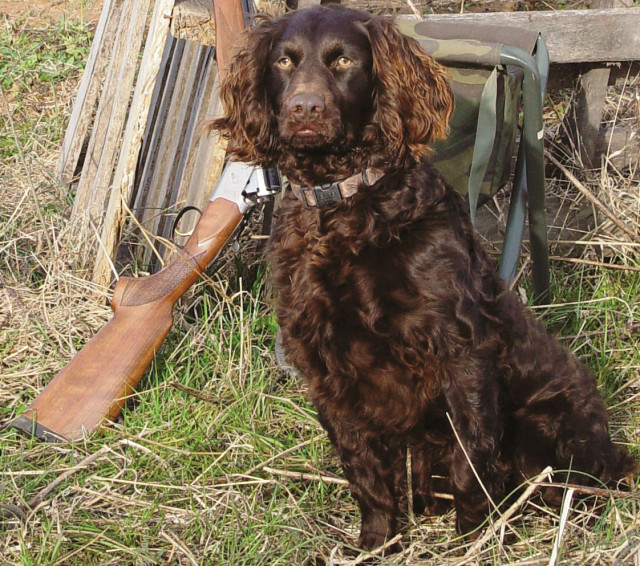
10 414 69 443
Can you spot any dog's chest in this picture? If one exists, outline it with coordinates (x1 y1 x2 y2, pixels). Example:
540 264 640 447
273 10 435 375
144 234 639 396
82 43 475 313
271 201 436 361
270 203 449 425
284 209 404 310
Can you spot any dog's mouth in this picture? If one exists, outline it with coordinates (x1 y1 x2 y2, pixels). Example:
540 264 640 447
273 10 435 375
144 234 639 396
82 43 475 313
279 108 345 150
288 127 332 149
293 133 329 148
295 128 320 139
284 119 351 151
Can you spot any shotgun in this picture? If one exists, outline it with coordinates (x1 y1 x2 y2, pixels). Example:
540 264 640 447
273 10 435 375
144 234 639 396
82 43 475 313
11 0 273 442
11 162 277 442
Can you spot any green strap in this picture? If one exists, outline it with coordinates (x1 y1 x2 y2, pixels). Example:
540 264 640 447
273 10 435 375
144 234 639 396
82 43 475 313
467 67 498 223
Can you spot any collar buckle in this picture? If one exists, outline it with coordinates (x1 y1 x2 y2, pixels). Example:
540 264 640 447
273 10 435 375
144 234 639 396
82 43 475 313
301 183 343 208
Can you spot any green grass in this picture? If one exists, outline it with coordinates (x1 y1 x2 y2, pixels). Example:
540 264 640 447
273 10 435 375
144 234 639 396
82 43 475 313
0 17 92 159
1 11 640 566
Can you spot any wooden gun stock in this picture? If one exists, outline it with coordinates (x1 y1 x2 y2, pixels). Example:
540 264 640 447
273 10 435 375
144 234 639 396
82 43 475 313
11 163 258 442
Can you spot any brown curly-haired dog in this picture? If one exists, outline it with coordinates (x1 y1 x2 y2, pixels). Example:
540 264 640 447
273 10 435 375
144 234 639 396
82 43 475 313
214 5 636 551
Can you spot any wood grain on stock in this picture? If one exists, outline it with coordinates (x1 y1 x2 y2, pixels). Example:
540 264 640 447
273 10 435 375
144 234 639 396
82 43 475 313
12 198 243 442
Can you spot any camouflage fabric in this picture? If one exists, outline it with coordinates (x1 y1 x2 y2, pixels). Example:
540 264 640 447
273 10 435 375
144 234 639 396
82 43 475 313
397 19 540 217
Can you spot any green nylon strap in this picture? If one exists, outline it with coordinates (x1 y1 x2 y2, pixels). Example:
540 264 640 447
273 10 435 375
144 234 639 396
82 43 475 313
467 66 498 223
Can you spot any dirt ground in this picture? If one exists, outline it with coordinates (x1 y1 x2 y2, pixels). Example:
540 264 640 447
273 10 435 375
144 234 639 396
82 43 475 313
0 0 103 24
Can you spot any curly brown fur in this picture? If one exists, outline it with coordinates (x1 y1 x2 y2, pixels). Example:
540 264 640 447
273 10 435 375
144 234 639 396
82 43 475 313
213 5 636 552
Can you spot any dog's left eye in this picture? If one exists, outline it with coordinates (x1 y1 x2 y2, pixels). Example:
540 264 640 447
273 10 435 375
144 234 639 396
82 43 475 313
277 57 293 70
334 56 353 69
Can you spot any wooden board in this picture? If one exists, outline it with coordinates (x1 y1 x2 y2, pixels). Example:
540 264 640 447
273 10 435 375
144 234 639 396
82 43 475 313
158 46 217 255
136 40 206 267
130 42 225 269
93 0 176 287
401 8 640 64
179 52 227 233
132 37 187 266
72 0 150 223
596 124 640 170
58 0 125 185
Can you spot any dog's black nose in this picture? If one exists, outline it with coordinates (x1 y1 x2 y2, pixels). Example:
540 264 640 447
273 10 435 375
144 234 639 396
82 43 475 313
287 93 325 117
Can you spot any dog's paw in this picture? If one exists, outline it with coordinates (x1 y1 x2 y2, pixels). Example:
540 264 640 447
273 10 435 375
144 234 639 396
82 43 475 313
455 514 485 540
357 511 397 550
357 533 402 555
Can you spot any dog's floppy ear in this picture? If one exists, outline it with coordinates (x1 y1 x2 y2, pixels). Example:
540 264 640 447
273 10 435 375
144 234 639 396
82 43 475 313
213 15 282 164
365 16 453 167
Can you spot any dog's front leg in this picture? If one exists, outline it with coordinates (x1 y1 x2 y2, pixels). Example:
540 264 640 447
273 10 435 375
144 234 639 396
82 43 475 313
315 402 399 552
444 362 506 537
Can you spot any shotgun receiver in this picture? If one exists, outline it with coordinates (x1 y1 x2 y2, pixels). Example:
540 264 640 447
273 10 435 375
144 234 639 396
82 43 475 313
12 162 277 442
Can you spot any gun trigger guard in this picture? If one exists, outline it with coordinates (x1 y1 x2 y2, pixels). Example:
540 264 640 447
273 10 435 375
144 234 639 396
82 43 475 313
171 206 202 241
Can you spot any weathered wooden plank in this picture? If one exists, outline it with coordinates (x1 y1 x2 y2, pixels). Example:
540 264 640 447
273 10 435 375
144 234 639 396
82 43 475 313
402 8 640 64
137 40 205 267
93 0 175 287
132 37 186 261
90 0 153 219
58 0 125 185
141 51 227 257
128 42 223 267
179 50 224 219
72 0 149 223
159 46 216 254
134 36 180 202
183 62 227 221
596 124 640 170
171 0 216 46
160 43 209 225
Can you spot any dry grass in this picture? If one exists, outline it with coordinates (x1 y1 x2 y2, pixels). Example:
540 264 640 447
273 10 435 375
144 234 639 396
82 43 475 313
1 4 640 565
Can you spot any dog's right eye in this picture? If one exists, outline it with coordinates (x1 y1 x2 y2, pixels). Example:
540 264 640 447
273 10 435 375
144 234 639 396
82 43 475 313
335 56 353 69
277 57 293 70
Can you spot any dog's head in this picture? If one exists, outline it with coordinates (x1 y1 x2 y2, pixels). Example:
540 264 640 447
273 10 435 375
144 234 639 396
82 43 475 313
214 6 453 174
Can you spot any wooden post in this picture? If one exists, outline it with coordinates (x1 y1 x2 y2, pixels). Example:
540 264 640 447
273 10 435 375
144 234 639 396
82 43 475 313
211 0 245 79
398 8 640 64
171 0 216 45
568 0 627 168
